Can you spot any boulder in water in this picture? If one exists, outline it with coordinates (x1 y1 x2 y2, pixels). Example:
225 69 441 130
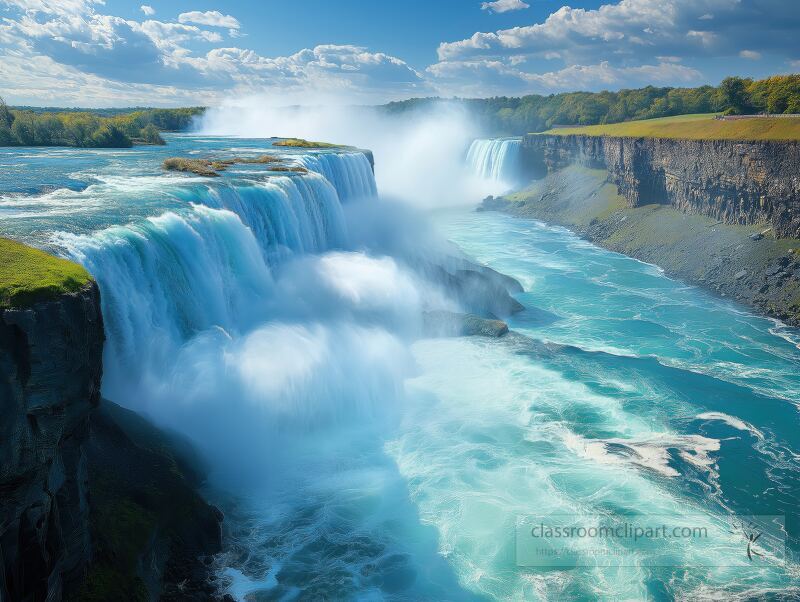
423 310 509 338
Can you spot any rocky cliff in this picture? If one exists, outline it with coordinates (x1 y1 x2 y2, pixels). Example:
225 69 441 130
1 264 223 601
0 283 103 601
522 134 800 238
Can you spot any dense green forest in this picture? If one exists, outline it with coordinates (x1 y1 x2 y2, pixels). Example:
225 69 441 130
383 75 800 135
0 101 204 147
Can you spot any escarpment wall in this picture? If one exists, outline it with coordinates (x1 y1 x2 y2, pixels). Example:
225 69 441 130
522 134 800 238
0 283 103 601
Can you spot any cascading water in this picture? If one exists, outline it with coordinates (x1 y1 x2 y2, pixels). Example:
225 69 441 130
295 151 377 202
466 138 522 186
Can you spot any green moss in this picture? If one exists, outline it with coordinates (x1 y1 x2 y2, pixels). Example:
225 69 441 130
543 113 800 141
273 137 345 148
70 565 149 602
0 238 92 309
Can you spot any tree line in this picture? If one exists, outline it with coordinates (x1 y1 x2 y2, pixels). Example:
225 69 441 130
0 101 205 147
383 74 800 135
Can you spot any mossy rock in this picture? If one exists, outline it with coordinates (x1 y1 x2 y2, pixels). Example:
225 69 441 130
273 137 345 148
0 238 92 309
162 154 294 177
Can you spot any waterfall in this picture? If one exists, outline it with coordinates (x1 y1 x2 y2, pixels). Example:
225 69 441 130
466 138 521 184
179 174 348 264
54 149 381 410
58 205 275 397
295 151 377 202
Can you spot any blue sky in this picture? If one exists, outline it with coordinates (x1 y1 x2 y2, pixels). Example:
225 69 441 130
1 0 798 107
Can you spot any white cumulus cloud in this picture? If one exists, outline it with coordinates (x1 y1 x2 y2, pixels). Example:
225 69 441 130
140 5 154 16
178 10 241 29
480 0 530 14
739 49 761 60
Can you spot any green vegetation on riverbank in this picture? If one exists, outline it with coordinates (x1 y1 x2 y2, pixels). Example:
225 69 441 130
0 238 92 309
543 113 800 140
385 74 800 135
0 99 204 148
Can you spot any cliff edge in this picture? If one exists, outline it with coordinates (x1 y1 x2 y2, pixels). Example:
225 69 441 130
522 134 800 238
483 165 800 326
0 278 103 600
1 240 223 601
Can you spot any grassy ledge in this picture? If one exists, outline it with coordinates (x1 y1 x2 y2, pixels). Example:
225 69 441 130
542 113 800 141
0 238 92 309
272 137 346 148
162 155 307 177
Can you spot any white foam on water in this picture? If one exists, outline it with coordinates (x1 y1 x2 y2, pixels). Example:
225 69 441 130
696 412 765 439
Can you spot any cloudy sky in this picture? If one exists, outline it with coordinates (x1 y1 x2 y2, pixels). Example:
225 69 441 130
0 0 798 107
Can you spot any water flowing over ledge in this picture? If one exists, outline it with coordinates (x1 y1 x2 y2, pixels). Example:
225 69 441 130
466 138 522 184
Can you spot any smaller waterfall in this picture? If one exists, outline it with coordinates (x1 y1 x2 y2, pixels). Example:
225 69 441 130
466 138 522 184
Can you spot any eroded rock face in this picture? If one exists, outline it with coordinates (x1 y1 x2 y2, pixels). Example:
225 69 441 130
522 135 800 238
0 283 103 601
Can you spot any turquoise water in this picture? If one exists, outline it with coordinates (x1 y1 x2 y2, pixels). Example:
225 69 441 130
405 209 800 599
3 138 799 599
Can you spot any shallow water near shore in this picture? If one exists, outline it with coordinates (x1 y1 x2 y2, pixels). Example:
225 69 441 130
3 137 800 600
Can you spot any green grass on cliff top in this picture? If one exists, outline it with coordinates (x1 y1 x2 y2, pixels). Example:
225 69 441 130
543 113 800 141
0 238 92 309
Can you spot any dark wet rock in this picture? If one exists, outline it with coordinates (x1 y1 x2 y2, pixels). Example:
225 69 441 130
1 281 224 601
417 255 524 320
74 400 224 601
423 310 509 338
0 283 103 601
429 265 524 318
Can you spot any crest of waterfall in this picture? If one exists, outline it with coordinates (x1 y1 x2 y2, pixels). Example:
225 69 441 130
295 151 377 202
466 138 521 184
181 173 348 264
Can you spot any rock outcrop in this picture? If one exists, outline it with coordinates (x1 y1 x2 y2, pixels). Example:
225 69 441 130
1 277 223 601
0 283 103 601
423 310 509 338
522 135 800 238
77 400 223 602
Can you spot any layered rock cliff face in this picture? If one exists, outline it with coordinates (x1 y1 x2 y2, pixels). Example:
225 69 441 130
522 135 800 238
0 283 103 601
1 279 224 601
